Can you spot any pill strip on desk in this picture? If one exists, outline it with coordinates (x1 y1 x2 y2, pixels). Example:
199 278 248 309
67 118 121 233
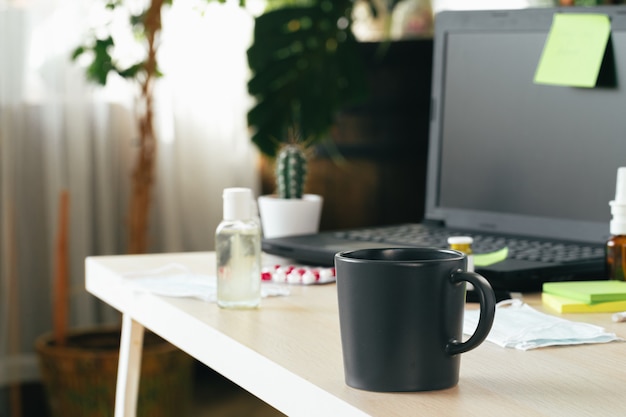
261 265 336 285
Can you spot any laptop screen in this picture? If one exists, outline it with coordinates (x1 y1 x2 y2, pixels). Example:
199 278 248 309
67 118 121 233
426 7 626 244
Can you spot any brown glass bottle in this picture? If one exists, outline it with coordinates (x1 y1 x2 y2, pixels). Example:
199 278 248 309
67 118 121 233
607 235 626 281
607 167 626 281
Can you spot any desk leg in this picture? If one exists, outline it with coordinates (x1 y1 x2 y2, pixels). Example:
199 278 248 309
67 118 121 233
114 314 145 417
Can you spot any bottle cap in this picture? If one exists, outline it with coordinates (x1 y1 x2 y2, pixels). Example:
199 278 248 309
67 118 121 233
614 167 626 204
223 188 253 221
447 236 473 245
610 168 626 235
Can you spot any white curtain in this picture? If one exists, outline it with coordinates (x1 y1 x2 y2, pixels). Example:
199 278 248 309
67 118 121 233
0 0 260 394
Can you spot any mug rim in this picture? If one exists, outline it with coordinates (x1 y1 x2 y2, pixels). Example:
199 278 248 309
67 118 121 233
335 247 465 263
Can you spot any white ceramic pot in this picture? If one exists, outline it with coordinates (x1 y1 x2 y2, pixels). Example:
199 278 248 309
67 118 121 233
257 194 323 238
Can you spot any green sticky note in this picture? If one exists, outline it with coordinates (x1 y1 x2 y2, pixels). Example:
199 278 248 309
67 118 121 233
474 247 508 267
534 13 611 88
543 280 626 304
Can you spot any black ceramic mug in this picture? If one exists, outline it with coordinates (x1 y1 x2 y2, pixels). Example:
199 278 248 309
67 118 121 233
335 247 496 392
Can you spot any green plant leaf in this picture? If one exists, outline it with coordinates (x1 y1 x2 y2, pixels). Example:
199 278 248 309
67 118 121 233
84 36 117 86
117 63 144 79
247 1 368 157
71 46 86 61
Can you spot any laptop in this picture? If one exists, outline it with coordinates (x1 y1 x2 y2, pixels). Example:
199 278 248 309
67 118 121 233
261 6 626 291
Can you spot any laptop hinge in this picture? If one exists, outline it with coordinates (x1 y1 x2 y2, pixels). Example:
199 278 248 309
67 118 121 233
422 219 446 228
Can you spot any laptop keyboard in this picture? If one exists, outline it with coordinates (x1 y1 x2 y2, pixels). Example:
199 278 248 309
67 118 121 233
333 224 605 264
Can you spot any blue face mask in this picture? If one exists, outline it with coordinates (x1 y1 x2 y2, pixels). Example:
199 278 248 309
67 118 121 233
463 299 621 351
121 263 289 302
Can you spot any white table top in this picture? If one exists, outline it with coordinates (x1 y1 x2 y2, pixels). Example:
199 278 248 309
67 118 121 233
86 251 626 417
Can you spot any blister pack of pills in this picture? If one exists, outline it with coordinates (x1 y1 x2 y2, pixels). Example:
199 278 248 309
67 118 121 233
261 265 336 285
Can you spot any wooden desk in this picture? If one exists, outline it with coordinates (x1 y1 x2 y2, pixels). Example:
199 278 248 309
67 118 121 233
86 252 626 417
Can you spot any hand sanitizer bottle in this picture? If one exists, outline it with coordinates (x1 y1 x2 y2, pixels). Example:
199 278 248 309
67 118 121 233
216 188 261 308
607 167 626 281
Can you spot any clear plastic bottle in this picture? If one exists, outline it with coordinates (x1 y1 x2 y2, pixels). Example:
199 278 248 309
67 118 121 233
607 167 626 281
215 188 261 308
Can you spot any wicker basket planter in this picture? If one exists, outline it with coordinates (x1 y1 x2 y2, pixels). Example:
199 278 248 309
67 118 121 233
35 327 193 417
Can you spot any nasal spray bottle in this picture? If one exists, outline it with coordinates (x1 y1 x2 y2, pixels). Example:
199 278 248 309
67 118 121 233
607 167 626 281
216 188 261 308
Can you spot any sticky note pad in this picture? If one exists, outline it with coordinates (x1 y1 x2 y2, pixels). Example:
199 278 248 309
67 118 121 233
543 280 626 304
534 13 611 88
542 292 626 314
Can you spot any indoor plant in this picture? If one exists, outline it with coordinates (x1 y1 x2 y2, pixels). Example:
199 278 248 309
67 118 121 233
247 0 403 156
256 124 325 237
35 190 192 417
72 0 245 254
34 1 208 415
71 0 167 255
247 0 399 236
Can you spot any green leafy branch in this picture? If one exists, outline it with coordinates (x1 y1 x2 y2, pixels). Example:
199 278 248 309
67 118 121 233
247 0 402 157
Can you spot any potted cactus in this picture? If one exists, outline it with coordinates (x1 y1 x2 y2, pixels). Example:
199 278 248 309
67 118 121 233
248 0 375 237
257 127 324 238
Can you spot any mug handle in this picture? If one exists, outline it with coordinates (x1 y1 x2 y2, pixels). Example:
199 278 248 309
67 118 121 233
445 270 496 356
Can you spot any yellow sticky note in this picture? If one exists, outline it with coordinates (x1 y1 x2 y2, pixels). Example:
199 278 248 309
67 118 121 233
542 292 626 314
534 13 611 88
